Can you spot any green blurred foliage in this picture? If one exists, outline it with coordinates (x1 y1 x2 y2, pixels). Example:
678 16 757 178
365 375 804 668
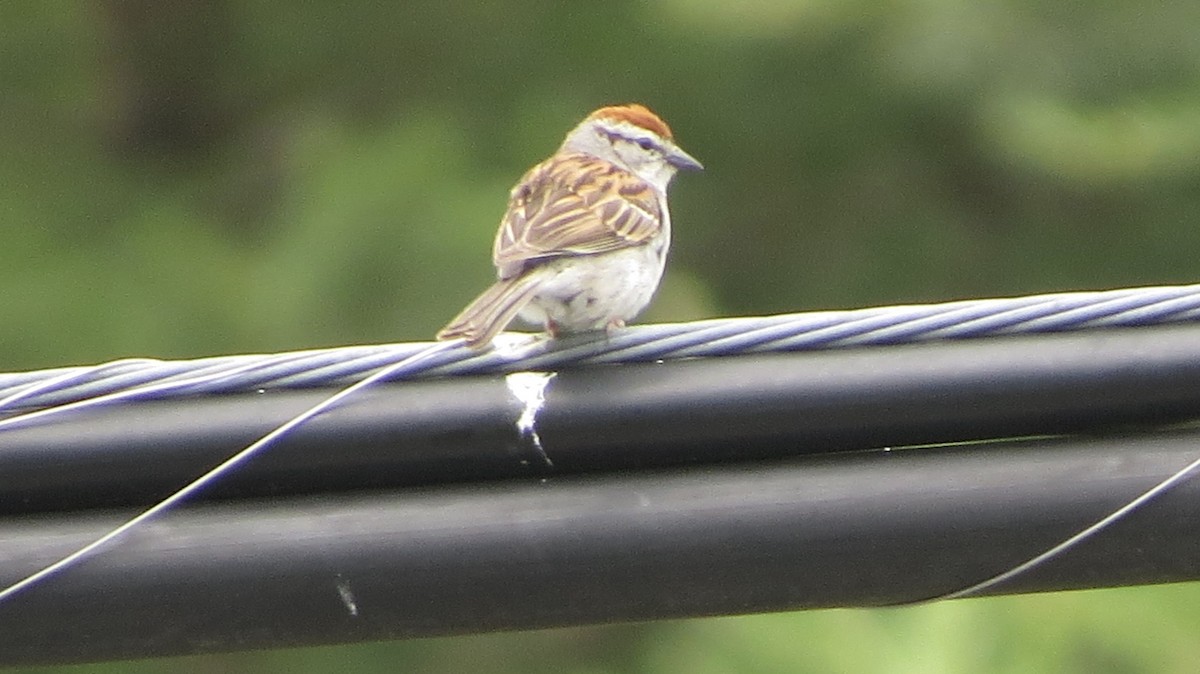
3 0 1200 671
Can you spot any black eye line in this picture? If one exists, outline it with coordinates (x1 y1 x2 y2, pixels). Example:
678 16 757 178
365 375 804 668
599 127 660 153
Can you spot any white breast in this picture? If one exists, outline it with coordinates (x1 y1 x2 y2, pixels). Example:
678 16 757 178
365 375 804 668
518 193 671 334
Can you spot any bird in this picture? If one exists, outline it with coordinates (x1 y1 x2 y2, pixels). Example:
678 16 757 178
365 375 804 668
437 103 702 348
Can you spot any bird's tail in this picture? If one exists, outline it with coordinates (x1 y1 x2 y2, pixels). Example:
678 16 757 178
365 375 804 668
436 273 544 348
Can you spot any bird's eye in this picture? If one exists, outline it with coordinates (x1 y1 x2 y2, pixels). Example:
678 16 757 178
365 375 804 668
636 138 655 152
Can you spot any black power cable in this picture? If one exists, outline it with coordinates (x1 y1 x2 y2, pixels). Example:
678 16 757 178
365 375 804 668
1 325 1200 664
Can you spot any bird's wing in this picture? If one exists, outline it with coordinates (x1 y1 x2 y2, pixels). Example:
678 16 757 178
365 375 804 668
492 153 663 279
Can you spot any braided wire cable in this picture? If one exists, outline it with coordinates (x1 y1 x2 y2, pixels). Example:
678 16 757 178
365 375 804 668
3 283 1200 418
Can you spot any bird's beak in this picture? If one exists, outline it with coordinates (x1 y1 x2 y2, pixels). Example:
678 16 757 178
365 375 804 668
667 144 704 172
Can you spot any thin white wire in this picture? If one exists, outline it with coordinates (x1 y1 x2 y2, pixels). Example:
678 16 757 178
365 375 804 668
0 342 456 603
925 449 1200 602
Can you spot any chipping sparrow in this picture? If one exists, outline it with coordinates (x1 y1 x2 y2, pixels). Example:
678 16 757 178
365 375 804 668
437 103 702 347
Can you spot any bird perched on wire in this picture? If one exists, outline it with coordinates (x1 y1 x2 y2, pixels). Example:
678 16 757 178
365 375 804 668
437 103 702 348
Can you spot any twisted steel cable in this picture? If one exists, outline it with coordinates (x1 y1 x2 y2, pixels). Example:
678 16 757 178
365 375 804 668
2 283 1200 418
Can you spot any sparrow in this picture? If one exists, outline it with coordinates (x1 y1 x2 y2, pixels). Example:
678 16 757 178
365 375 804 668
437 103 702 347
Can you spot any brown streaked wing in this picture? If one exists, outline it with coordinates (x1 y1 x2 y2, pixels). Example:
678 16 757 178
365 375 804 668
492 154 662 279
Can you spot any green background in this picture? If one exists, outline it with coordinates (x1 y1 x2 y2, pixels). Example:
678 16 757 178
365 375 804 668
4 1 1200 672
